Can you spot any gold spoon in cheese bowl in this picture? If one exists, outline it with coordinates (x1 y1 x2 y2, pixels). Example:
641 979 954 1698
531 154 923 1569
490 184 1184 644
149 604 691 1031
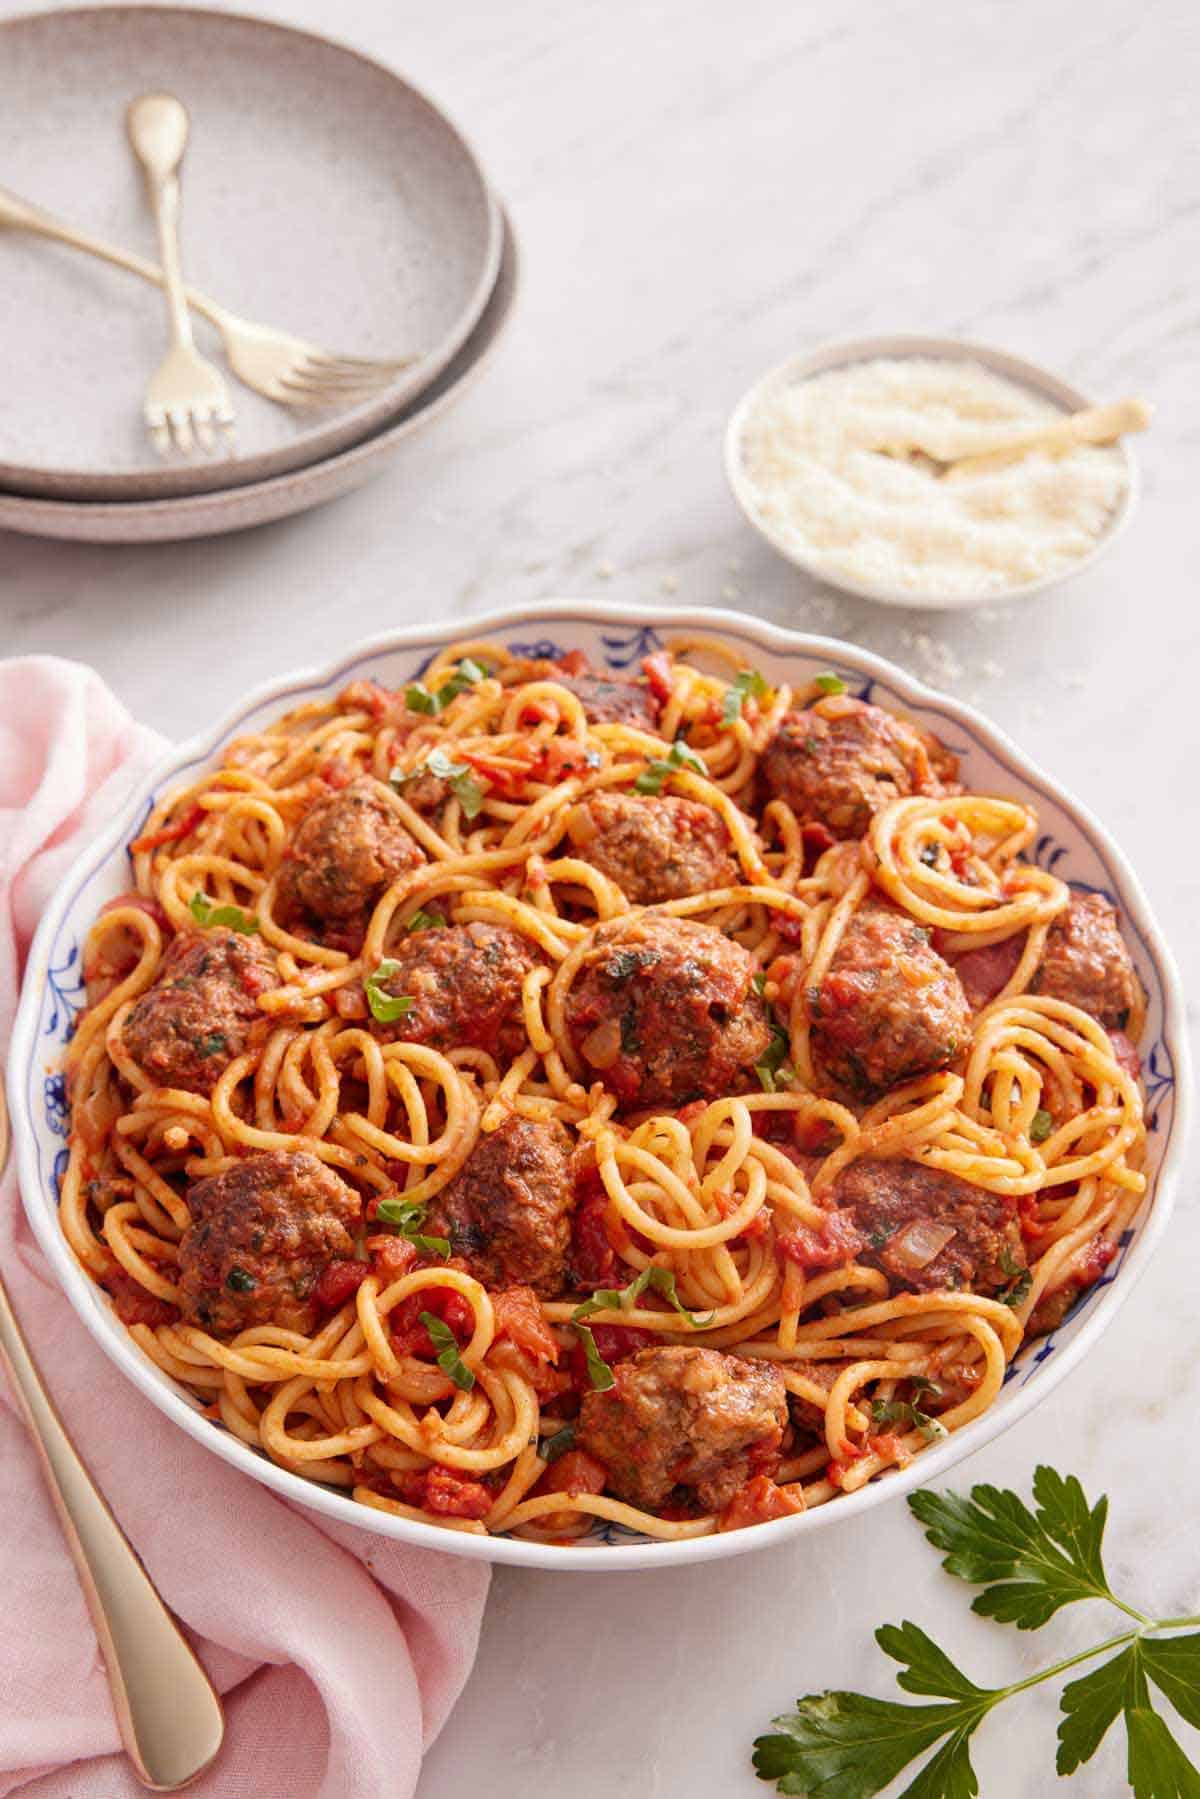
0 1079 225 1790
887 395 1153 482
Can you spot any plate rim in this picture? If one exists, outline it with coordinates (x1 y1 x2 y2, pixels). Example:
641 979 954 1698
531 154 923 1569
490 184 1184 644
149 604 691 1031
8 599 1190 1570
0 0 504 498
724 332 1140 612
0 208 519 538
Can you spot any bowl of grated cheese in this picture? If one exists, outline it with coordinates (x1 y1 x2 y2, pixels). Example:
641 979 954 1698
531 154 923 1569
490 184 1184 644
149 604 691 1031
725 335 1139 610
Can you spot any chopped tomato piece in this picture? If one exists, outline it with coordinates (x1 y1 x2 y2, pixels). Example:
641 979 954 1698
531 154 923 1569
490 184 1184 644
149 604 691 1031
102 1270 178 1329
492 1285 559 1365
314 1259 371 1311
641 652 675 705
388 1289 475 1359
569 1173 618 1289
366 1233 418 1283
130 803 206 855
316 756 357 790
1018 1193 1050 1242
331 984 368 1021
569 1324 654 1389
99 890 169 931
718 1474 805 1532
777 1210 863 1272
1108 1029 1141 1079
395 1467 494 1520
536 1449 608 1502
554 649 590 677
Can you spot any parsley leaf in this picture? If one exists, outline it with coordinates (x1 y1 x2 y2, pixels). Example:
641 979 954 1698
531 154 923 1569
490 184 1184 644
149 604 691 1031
996 1244 1033 1310
634 739 708 795
754 1467 1200 1798
539 1423 577 1463
871 1395 948 1443
189 890 259 934
1030 1108 1054 1144
722 667 768 725
572 1264 715 1328
365 961 416 1024
374 1196 451 1259
419 1311 475 1390
908 1465 1114 1629
406 908 444 933
571 1321 615 1391
392 746 489 819
405 656 489 715
756 1021 794 1093
814 672 847 695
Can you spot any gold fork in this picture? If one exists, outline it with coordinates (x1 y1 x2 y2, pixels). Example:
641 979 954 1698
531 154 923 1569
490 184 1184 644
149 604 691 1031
0 1081 224 1789
0 182 411 415
125 94 236 456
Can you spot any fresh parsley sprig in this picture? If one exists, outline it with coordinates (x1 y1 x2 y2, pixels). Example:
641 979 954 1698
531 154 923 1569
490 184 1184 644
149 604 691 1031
189 890 259 934
374 1197 451 1260
391 746 489 819
419 1311 475 1390
634 739 708 795
365 960 416 1024
722 667 768 725
753 1465 1200 1798
573 1263 715 1330
405 656 489 715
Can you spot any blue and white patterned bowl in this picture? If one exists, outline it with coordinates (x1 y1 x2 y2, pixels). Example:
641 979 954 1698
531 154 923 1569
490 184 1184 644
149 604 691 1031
7 603 1189 1570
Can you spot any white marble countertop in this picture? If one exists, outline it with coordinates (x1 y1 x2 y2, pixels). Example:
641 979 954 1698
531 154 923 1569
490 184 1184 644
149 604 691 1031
3 1 1198 1794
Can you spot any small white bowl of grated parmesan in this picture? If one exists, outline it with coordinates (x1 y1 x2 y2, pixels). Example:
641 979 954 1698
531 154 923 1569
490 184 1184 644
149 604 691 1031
725 336 1138 609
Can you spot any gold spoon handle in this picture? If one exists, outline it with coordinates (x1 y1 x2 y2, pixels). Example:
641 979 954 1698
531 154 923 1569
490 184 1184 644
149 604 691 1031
0 1089 224 1790
944 397 1153 480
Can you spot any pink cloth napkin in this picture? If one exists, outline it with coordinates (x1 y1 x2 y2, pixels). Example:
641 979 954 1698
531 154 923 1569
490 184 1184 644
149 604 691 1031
0 657 490 1799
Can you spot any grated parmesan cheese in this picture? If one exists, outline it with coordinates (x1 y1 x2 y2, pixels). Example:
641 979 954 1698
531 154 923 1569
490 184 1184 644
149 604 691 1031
737 357 1128 599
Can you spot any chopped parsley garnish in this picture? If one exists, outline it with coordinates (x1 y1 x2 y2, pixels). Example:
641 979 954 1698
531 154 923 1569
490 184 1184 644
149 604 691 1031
755 1021 794 1093
539 1423 577 1463
814 672 847 695
1031 1108 1054 1144
406 908 444 933
870 1394 948 1443
391 746 489 819
722 667 768 725
404 656 489 716
753 970 767 994
573 1264 714 1328
571 1321 616 1391
998 1244 1033 1308
225 1266 256 1293
375 1197 451 1259
752 1465 1200 1799
195 1032 228 1059
365 961 416 1024
920 842 942 868
189 890 259 934
420 1311 475 1390
634 739 708 795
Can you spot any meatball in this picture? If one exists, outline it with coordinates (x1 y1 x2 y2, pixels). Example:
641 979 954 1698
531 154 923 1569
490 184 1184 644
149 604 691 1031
178 1150 360 1335
833 1158 1024 1296
578 1345 788 1513
564 791 741 904
761 696 953 839
121 928 280 1094
809 900 970 1098
371 921 540 1058
278 778 425 926
425 1115 574 1296
1031 892 1141 1031
553 667 661 729
564 913 771 1109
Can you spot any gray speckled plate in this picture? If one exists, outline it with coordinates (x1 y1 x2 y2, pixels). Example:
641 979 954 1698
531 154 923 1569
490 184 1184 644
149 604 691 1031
0 5 502 499
0 207 518 541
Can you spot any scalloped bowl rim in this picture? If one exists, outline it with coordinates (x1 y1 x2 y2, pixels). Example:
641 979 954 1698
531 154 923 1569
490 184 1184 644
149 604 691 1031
7 601 1189 1571
724 334 1140 612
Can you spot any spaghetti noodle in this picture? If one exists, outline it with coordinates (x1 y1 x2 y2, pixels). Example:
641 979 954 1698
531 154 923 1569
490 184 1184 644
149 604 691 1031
60 640 1148 1542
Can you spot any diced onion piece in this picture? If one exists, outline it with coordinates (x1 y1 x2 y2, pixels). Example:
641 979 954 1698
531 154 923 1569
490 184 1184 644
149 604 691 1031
564 803 597 848
889 1219 957 1271
580 1018 622 1069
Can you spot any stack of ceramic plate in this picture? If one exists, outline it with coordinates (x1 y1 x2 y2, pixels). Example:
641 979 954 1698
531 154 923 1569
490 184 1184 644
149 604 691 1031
0 6 519 543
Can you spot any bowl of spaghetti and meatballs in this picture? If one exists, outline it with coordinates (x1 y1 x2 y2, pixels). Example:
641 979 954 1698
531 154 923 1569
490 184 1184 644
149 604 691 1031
7 604 1187 1569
